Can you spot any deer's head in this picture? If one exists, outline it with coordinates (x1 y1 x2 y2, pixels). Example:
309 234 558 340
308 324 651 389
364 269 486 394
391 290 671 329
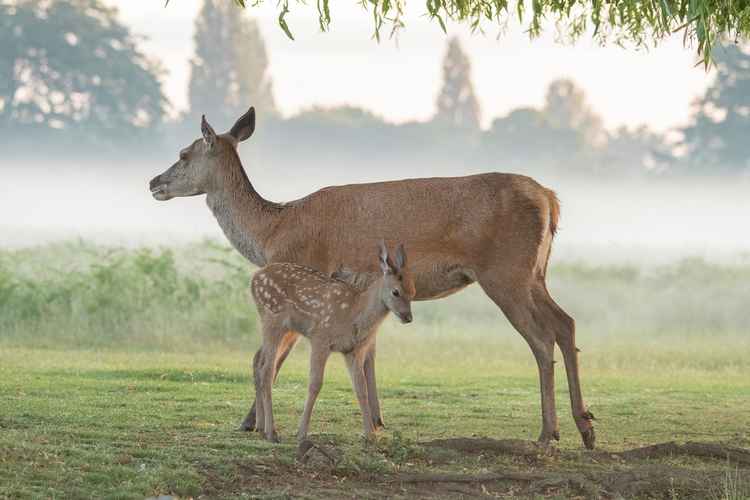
149 107 256 201
377 241 415 324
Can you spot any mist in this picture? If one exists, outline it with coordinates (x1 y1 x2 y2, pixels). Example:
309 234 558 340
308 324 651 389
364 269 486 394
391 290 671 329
4 156 749 267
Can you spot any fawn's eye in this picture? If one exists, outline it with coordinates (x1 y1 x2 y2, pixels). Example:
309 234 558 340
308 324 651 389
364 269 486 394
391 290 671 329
392 289 400 297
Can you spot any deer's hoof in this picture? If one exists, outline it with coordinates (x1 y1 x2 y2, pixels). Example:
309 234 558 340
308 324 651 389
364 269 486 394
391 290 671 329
581 426 596 450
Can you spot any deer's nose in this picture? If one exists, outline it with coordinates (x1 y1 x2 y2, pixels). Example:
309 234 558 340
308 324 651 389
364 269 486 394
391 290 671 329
149 175 162 190
401 312 413 324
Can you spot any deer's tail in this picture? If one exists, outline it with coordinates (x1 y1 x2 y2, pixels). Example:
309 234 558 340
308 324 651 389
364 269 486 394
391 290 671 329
538 188 560 279
547 189 560 237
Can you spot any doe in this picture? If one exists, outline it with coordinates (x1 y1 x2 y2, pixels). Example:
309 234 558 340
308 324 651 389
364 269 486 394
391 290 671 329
250 241 415 442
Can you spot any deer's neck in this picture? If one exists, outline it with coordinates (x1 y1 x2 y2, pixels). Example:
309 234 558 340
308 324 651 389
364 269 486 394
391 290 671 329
352 284 388 338
206 152 281 267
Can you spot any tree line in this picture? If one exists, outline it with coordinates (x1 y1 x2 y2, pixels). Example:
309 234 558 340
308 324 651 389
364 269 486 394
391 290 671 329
2 0 749 177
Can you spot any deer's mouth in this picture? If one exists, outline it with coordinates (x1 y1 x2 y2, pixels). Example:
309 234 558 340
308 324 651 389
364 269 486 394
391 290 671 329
149 175 173 201
149 184 171 201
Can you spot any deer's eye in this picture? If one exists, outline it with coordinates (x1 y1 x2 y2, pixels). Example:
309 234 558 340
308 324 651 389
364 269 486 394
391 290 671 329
180 151 188 160
392 289 400 297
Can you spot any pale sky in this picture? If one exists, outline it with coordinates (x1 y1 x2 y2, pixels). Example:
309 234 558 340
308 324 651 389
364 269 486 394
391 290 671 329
110 0 713 131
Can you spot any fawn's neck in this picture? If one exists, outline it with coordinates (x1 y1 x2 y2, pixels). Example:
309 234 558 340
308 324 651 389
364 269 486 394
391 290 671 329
352 282 388 338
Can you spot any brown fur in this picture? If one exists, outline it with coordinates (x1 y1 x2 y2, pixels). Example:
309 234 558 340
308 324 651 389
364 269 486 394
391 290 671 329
251 247 414 442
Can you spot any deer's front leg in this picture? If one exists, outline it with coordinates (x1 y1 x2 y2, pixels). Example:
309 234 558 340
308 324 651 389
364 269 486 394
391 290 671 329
363 343 385 430
345 352 376 437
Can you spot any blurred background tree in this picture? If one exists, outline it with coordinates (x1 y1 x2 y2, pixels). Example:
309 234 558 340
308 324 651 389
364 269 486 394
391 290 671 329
434 37 481 131
187 0 276 129
0 0 166 144
680 43 750 175
4 0 750 179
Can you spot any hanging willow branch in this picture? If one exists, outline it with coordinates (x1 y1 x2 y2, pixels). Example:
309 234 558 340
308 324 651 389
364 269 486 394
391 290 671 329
179 0 750 66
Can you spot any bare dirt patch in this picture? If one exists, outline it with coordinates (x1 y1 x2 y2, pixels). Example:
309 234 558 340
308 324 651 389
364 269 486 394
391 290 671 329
407 438 750 498
195 438 749 499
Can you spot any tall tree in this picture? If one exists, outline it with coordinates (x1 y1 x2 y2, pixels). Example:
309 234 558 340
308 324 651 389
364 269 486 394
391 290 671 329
434 37 481 130
188 0 276 127
0 0 166 142
681 43 750 174
543 79 605 149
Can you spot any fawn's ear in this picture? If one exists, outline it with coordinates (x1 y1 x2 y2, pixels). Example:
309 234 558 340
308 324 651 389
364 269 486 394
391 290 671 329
377 240 396 275
229 106 256 143
394 243 407 271
201 114 217 151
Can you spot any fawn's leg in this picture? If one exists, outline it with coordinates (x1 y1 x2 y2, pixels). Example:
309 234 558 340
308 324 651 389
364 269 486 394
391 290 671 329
251 348 266 434
363 343 384 430
241 333 299 431
297 344 330 441
260 345 279 442
258 329 285 442
345 352 375 437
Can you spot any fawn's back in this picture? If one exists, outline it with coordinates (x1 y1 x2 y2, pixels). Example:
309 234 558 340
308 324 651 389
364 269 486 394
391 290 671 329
251 263 359 334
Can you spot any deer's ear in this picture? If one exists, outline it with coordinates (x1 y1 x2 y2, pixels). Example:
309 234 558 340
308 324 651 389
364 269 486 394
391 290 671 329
378 240 395 275
201 115 217 150
394 243 407 270
229 106 256 143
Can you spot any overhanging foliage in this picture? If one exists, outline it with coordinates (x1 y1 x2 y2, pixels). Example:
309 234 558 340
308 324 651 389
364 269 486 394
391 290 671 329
205 0 750 66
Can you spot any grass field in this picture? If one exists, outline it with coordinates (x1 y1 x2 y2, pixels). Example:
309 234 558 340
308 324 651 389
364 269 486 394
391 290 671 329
1 242 749 498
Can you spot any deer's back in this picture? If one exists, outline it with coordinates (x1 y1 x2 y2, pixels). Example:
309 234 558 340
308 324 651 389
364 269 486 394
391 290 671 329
267 173 558 299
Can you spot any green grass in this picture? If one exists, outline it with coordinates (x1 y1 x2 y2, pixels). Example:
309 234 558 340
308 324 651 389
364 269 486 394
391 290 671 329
1 346 748 499
1 242 749 498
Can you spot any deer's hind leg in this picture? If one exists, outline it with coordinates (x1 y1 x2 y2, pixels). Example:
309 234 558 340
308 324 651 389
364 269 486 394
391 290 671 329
533 284 596 449
479 274 594 449
478 276 560 445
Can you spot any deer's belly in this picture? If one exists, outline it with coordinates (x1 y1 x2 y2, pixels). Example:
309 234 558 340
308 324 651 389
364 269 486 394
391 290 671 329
413 264 476 301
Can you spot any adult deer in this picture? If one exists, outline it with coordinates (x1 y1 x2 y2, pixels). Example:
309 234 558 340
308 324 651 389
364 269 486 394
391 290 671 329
149 106 596 449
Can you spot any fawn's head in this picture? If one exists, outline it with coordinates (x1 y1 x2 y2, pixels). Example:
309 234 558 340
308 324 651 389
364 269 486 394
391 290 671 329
376 241 415 324
150 107 256 201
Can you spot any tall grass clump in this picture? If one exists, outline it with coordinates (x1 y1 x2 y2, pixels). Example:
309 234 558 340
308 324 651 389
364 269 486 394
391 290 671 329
0 241 256 350
1 241 749 366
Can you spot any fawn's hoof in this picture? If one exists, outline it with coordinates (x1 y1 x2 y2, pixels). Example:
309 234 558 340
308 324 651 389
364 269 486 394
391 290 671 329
373 416 385 432
264 430 280 443
538 429 561 446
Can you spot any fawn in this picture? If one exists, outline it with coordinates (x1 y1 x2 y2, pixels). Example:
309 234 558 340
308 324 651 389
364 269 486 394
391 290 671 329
249 241 415 442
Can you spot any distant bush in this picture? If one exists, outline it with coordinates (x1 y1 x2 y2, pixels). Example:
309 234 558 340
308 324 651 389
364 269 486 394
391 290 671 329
0 242 255 350
1 242 748 352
